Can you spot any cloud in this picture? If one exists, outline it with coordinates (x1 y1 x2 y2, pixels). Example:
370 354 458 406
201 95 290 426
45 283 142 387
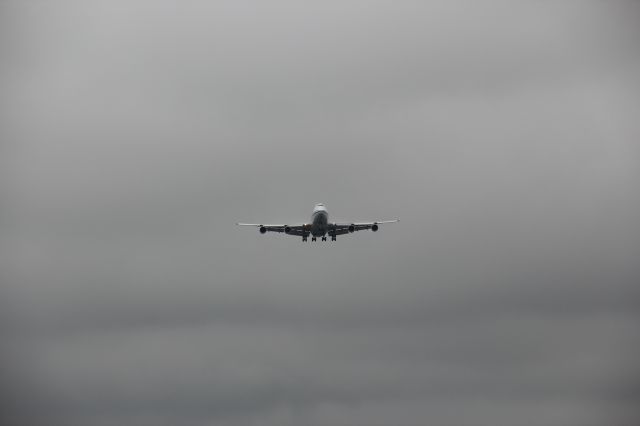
2 1 639 425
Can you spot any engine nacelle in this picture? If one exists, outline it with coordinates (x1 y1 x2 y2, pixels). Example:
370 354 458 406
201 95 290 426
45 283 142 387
284 226 291 234
348 224 355 233
259 226 267 234
371 223 379 232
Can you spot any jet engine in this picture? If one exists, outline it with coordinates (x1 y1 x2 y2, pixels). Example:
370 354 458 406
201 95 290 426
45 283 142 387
371 224 379 232
284 226 291 234
259 226 267 234
348 224 355 233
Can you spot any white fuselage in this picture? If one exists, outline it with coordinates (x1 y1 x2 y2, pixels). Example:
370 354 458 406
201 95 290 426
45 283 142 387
310 203 329 236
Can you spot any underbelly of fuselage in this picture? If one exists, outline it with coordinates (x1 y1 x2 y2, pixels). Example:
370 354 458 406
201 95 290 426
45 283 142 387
311 211 328 236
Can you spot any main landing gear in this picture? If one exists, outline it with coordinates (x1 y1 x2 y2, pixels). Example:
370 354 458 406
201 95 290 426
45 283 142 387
302 235 336 242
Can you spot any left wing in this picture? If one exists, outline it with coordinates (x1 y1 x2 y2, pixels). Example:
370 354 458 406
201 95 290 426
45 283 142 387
236 223 309 236
328 219 399 235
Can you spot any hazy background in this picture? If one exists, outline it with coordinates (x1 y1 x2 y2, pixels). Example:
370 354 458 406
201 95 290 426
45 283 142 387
2 1 639 425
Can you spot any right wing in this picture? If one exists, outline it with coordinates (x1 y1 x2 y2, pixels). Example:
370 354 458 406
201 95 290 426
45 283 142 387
236 223 309 236
329 219 399 235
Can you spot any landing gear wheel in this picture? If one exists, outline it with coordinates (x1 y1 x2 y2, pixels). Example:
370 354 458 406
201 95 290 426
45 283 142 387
302 236 307 242
322 236 327 241
311 237 317 242
331 236 336 241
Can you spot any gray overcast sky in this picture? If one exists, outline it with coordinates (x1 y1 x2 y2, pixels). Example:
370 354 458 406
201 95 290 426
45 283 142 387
1 1 639 425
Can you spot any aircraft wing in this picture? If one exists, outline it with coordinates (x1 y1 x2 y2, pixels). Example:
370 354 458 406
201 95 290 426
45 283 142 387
236 223 309 236
329 219 399 235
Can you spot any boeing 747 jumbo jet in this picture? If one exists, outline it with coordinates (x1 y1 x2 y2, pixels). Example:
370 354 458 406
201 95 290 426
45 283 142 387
237 203 399 242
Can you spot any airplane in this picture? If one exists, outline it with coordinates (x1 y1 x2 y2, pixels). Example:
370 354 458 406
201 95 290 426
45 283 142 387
237 203 399 242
